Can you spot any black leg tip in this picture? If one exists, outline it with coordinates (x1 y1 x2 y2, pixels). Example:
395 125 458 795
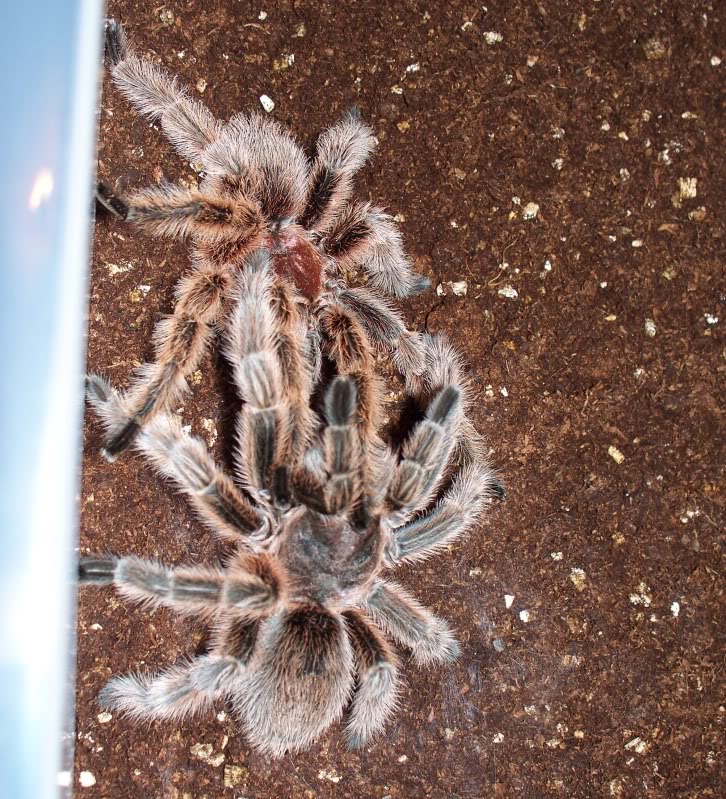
271 466 292 511
103 420 141 461
79 557 117 585
104 18 127 66
96 182 130 219
86 373 111 404
351 499 371 532
326 377 357 425
490 478 507 501
428 385 461 425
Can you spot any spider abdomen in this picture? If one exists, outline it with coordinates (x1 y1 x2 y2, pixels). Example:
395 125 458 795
232 605 354 756
271 227 324 301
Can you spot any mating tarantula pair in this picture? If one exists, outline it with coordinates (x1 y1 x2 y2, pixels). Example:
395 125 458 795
79 20 503 756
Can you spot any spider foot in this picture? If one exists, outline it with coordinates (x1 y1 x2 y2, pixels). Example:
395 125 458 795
96 181 130 219
104 18 127 66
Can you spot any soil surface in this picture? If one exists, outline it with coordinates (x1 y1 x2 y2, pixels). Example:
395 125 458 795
76 2 724 798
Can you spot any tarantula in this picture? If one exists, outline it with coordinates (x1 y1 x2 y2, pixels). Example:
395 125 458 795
80 252 502 756
94 19 435 461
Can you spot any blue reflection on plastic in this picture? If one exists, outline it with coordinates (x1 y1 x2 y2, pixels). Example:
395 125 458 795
0 2 103 797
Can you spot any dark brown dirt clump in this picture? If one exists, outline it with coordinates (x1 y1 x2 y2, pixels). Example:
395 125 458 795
76 2 724 797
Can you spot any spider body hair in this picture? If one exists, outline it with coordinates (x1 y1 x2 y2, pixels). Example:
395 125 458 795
80 19 506 757
93 19 431 458
83 255 504 755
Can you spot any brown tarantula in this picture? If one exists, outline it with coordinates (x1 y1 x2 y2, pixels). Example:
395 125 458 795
80 252 503 756
94 19 434 462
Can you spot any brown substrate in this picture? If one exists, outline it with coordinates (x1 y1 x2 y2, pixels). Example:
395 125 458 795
76 2 724 797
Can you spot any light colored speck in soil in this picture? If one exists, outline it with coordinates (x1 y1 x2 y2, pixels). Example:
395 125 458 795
106 262 134 276
570 568 587 591
190 742 214 760
224 764 248 788
678 176 698 200
624 736 649 754
259 94 275 112
201 418 218 447
629 582 652 607
608 445 625 464
79 771 96 788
